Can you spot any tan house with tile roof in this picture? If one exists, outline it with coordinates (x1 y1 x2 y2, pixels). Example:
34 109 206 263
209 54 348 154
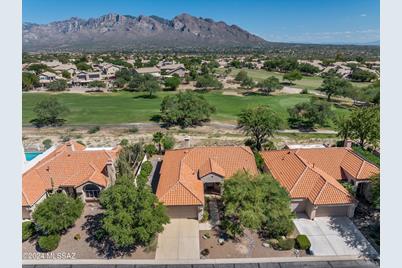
22 141 120 219
156 146 258 219
261 147 379 219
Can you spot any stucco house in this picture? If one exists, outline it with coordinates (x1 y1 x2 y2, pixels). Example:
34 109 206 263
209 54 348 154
22 141 120 219
260 147 379 219
156 146 258 219
134 67 161 77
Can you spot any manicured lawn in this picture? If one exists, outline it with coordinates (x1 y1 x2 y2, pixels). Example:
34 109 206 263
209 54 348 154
229 68 371 90
23 91 350 126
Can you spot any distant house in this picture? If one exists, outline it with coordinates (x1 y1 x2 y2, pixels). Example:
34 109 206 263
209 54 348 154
156 146 258 219
73 71 103 85
260 147 379 219
160 63 187 77
38 71 61 86
22 141 120 219
53 63 77 77
101 64 121 79
134 67 161 77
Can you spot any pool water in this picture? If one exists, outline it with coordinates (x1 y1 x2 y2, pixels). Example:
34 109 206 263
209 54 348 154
25 152 42 161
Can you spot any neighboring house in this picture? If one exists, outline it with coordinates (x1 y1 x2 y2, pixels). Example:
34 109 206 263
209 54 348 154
101 64 121 79
134 67 161 77
38 71 59 86
73 71 103 85
53 64 77 77
22 141 120 219
41 60 62 68
260 147 379 219
160 64 187 77
156 146 258 220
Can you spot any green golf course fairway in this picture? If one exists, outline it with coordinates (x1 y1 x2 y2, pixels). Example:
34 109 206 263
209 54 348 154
22 91 351 126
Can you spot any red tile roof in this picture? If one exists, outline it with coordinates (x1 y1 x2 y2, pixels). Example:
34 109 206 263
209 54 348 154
22 141 120 207
156 146 258 206
261 148 379 205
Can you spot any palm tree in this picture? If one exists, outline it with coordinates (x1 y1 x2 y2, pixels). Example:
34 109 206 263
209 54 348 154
152 132 164 154
335 115 351 144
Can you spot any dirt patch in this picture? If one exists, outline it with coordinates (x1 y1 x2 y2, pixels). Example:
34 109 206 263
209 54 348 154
274 86 303 95
222 90 244 97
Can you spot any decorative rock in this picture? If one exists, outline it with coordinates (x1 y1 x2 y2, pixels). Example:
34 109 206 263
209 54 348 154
262 242 270 248
218 238 225 245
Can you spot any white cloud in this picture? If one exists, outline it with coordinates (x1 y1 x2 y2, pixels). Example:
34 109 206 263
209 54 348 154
360 14 367 17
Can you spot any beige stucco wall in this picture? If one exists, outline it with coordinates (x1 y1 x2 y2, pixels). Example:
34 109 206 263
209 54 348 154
291 199 307 212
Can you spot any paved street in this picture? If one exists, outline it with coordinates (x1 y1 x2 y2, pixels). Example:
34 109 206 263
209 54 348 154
155 219 200 260
293 216 378 258
22 260 379 268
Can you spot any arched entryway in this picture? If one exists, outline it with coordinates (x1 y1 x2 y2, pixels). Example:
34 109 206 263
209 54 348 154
83 183 100 198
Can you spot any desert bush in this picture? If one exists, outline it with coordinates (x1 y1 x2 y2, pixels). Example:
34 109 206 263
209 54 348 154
128 126 139 133
22 221 35 241
295 234 311 250
144 144 157 156
74 233 81 240
38 234 60 252
278 238 295 250
42 139 53 150
88 126 100 134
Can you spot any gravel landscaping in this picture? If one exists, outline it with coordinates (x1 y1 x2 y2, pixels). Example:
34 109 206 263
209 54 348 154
199 228 305 259
22 203 156 260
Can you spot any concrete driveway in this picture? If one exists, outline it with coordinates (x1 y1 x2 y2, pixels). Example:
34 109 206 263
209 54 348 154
293 216 378 258
155 219 200 260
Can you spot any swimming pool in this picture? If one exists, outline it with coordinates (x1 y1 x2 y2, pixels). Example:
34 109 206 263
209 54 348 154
25 152 42 161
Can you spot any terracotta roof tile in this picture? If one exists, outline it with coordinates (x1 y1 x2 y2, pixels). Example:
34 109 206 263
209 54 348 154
157 146 258 206
22 141 120 207
260 147 375 205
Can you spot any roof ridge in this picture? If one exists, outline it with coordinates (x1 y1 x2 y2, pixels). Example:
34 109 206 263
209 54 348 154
294 150 350 196
289 166 309 194
313 181 328 204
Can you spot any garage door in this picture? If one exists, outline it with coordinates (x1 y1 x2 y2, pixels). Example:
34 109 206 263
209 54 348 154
315 205 350 217
167 205 198 219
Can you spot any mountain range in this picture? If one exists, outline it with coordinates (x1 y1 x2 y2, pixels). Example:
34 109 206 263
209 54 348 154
23 13 269 52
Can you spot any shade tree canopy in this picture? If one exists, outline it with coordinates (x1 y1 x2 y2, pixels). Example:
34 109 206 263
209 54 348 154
160 91 216 128
221 172 294 239
237 105 282 151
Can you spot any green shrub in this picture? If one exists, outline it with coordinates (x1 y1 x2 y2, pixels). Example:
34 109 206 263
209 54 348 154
88 126 100 134
74 233 81 240
254 151 264 171
38 234 60 252
128 126 139 133
301 88 309 94
295 234 311 250
277 238 295 250
144 144 157 156
42 139 53 150
201 210 209 223
141 161 153 176
120 139 129 146
22 221 35 241
162 135 175 151
60 135 71 142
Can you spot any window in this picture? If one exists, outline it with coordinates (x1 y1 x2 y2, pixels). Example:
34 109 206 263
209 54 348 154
83 184 100 198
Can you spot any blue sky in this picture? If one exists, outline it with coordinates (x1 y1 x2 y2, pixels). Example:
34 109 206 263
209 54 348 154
23 0 380 44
